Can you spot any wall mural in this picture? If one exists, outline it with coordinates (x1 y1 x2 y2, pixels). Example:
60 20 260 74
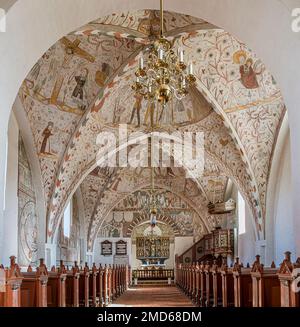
17 10 286 248
97 187 206 241
18 137 38 266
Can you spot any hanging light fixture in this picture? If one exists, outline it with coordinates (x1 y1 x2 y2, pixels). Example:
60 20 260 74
149 166 157 228
132 0 196 112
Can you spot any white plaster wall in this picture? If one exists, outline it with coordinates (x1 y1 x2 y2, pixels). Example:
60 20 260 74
238 204 256 266
2 112 19 267
174 237 194 257
274 135 295 264
93 237 131 266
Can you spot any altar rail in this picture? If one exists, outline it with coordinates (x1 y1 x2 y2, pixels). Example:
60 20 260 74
133 269 174 280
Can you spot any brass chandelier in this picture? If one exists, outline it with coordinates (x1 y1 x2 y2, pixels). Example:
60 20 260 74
132 0 196 109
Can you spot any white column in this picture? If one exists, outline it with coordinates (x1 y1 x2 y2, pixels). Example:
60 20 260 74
45 243 57 268
2 113 19 267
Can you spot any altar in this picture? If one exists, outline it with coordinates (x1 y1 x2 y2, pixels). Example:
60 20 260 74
136 236 170 266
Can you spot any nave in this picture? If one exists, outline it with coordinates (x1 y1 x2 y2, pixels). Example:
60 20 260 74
0 1 299 310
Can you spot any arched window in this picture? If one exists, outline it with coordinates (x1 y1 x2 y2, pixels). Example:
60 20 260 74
238 192 246 235
63 200 72 238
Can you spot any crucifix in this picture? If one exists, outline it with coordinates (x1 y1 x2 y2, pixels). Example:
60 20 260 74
60 37 95 66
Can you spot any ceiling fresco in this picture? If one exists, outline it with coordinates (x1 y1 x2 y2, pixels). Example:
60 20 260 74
16 10 286 250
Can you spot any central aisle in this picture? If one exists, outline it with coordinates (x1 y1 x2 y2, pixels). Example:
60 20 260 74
111 285 194 307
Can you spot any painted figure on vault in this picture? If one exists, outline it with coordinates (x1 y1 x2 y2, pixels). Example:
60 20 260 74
129 93 143 126
72 68 88 100
40 122 54 154
233 50 261 89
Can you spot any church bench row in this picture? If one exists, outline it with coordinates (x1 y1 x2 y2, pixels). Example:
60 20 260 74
176 251 300 307
0 256 130 307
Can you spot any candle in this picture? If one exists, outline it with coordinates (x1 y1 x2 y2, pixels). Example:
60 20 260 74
158 48 164 60
139 57 144 70
178 48 184 62
188 62 194 75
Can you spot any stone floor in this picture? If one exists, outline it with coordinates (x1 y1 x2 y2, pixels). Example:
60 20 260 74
111 285 194 307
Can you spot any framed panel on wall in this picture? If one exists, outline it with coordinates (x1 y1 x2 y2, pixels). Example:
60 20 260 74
115 240 127 256
101 240 112 256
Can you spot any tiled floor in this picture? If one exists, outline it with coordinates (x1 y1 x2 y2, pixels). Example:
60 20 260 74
111 285 194 307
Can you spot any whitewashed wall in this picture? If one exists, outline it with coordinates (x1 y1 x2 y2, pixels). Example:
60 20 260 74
93 237 131 266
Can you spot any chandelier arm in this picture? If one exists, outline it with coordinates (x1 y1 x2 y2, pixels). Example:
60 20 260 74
170 85 186 101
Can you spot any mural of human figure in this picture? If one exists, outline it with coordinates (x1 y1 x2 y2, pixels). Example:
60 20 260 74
239 58 259 89
95 62 111 88
129 93 143 126
40 122 54 154
234 51 261 89
72 68 88 100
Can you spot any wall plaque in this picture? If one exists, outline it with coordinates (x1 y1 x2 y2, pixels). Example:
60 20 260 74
116 240 127 256
101 240 112 256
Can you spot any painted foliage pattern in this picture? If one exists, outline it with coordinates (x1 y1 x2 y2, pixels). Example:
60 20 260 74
18 137 38 266
17 11 285 247
19 32 141 207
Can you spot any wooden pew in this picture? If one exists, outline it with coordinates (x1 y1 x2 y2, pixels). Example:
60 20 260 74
111 264 117 300
47 261 67 307
199 261 206 307
102 265 109 307
232 257 252 307
21 259 48 307
194 263 200 305
251 255 280 307
0 256 23 307
107 265 112 304
278 251 300 307
220 257 234 307
191 263 197 302
204 261 213 307
66 261 80 307
89 263 98 307
125 265 130 290
79 263 90 307
97 264 104 307
211 259 222 307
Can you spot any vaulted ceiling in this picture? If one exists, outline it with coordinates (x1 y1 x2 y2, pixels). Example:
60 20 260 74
17 10 285 250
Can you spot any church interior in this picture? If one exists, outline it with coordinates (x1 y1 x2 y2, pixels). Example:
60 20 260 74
0 0 299 309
